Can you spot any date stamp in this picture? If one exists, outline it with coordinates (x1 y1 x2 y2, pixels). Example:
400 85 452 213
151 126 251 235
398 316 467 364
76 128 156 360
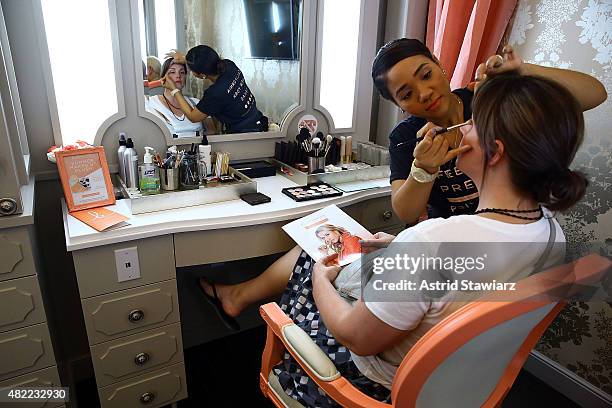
0 387 69 403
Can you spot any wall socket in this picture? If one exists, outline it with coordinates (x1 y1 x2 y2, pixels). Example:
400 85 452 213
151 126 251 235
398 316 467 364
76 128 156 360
114 247 141 282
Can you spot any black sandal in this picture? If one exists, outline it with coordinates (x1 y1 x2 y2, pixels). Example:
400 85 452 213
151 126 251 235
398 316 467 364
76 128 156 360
197 277 240 331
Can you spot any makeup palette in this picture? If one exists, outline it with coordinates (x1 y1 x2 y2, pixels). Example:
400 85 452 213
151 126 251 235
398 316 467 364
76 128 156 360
282 183 343 202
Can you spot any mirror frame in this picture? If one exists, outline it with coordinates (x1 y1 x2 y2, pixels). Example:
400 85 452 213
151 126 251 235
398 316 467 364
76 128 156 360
132 0 313 146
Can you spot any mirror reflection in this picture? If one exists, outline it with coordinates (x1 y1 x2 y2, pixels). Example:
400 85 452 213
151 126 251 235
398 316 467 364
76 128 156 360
140 0 302 137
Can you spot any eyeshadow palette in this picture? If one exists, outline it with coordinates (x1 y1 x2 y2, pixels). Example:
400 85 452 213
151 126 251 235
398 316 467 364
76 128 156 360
282 183 343 202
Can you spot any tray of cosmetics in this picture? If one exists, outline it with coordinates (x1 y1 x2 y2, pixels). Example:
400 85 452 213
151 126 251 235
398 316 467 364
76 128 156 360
282 183 343 202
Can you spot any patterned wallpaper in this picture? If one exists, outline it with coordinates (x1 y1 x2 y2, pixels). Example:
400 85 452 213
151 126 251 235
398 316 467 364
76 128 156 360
183 0 301 125
508 0 611 395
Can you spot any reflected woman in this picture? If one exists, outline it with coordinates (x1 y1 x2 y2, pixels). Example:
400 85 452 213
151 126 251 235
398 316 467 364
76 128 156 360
146 57 205 137
162 45 269 134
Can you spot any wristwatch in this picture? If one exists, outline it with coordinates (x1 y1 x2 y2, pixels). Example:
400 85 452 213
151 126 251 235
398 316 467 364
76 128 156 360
410 161 438 183
171 88 181 96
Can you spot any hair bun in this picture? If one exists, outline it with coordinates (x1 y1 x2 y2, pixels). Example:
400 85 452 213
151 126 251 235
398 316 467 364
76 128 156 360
545 169 588 211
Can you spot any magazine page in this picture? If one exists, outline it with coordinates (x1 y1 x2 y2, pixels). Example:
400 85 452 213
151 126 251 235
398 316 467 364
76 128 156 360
282 205 374 266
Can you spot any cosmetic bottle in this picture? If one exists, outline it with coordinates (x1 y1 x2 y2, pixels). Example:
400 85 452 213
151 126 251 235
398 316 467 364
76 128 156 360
198 144 212 179
139 147 160 194
117 132 126 182
123 138 139 190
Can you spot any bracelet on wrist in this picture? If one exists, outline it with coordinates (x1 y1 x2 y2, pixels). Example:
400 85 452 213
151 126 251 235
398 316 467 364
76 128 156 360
171 88 181 96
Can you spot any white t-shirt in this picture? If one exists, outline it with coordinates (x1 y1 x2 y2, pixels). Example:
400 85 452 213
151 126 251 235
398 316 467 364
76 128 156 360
145 95 204 136
351 211 565 389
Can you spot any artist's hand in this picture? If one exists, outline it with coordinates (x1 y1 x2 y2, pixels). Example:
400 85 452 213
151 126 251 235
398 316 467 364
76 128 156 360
161 74 177 91
474 45 524 90
313 254 341 282
413 125 470 172
164 49 186 65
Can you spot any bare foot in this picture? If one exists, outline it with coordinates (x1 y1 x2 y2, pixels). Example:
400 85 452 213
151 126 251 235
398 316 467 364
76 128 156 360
199 278 244 317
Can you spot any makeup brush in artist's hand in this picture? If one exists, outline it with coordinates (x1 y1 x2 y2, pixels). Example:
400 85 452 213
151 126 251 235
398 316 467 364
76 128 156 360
395 120 471 148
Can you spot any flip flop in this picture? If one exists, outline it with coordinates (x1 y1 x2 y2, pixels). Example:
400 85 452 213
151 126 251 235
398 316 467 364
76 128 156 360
197 278 240 331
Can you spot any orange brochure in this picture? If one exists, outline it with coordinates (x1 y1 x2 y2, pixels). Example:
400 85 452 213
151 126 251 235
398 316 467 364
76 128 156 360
70 207 130 232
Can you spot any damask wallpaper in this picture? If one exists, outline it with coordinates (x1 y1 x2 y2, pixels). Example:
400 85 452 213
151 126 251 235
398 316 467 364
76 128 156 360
508 0 611 395
183 0 301 125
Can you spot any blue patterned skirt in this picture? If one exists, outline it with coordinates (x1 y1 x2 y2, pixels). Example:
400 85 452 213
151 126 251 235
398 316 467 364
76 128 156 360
273 251 391 407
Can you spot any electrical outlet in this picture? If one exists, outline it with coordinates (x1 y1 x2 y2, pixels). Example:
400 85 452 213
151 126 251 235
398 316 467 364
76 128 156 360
114 247 141 282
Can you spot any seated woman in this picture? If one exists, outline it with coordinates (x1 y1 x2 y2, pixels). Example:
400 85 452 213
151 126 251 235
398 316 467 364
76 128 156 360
145 57 206 137
199 71 588 406
162 45 268 134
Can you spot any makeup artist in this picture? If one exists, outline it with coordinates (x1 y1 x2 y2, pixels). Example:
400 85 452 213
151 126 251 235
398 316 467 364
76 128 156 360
372 39 607 225
161 46 268 134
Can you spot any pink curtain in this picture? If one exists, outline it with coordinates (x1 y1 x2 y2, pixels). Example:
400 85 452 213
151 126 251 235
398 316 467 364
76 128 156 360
426 0 517 89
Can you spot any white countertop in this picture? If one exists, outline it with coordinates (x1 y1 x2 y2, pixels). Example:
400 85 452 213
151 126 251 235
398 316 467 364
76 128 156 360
63 174 391 251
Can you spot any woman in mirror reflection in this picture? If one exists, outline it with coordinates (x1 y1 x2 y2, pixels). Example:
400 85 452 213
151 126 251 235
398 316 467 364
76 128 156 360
372 39 607 226
145 57 206 137
162 45 269 134
200 72 590 406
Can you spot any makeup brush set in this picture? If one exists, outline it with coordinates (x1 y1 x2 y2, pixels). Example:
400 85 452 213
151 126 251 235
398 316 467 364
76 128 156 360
274 128 355 174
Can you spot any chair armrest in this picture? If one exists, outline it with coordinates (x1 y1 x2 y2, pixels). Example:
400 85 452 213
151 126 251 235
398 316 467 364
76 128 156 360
260 303 390 408
260 302 338 380
282 325 340 381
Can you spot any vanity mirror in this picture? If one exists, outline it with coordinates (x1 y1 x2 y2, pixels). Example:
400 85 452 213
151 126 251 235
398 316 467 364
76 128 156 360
139 0 303 139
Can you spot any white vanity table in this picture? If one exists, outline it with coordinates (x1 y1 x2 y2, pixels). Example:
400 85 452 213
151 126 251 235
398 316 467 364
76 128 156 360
62 175 400 407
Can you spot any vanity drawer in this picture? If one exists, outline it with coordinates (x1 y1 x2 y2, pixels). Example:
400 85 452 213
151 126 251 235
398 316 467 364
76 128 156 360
91 323 183 387
0 323 55 381
0 275 46 333
0 365 62 408
72 235 175 298
82 280 180 345
98 362 187 408
345 197 402 232
0 227 36 282
174 220 294 266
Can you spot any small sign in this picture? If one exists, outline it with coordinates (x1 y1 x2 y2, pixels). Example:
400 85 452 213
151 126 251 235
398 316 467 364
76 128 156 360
56 147 115 212
298 114 318 135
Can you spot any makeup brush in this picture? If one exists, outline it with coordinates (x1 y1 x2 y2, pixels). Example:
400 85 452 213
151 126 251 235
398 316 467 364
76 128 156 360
311 137 321 157
395 120 471 148
324 134 333 157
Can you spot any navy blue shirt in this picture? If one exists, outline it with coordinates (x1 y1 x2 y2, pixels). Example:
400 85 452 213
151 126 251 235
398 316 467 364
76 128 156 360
389 88 479 219
196 60 265 133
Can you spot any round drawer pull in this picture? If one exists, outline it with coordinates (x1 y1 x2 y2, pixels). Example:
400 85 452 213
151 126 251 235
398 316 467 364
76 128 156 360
134 352 150 366
128 309 145 323
140 392 155 404
382 210 393 221
0 198 17 216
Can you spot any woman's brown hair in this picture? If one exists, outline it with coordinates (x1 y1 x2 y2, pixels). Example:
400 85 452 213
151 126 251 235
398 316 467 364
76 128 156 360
161 57 187 77
472 72 587 211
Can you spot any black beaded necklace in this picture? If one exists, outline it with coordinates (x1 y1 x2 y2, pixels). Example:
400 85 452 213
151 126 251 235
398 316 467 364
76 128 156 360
474 206 543 221
162 94 185 121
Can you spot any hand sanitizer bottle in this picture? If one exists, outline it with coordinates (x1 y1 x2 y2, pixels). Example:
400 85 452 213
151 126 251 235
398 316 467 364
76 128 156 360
139 147 160 194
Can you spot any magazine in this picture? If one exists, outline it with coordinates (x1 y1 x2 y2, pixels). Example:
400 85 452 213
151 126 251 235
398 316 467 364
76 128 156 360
282 205 374 266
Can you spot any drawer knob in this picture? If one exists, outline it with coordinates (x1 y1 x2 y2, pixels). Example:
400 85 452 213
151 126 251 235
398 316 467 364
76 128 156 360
128 309 145 323
134 352 150 366
140 392 155 404
0 198 17 216
382 210 393 221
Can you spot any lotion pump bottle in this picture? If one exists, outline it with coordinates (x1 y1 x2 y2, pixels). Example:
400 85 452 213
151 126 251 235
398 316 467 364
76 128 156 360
139 147 160 194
